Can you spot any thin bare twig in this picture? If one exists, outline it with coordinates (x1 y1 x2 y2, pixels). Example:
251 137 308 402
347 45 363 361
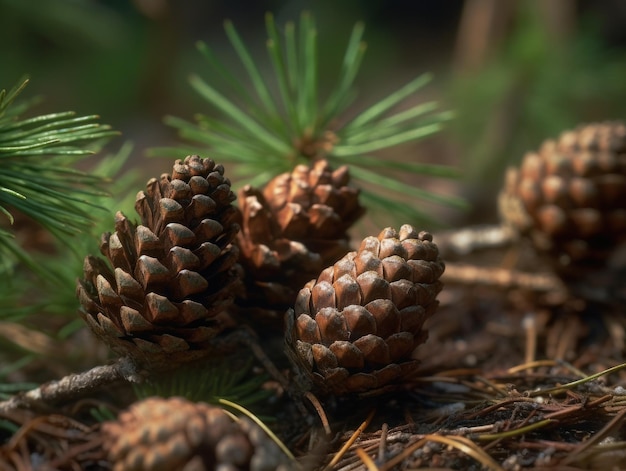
378 423 388 463
0 357 138 414
443 262 567 294
435 224 515 257
523 312 538 365
304 392 332 436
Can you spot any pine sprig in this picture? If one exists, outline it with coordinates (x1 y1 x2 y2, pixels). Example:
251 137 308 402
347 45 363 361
0 78 119 259
0 141 136 355
150 12 465 225
133 360 272 411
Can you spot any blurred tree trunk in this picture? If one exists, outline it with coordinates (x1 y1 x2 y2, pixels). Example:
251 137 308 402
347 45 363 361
454 0 576 73
453 0 578 222
453 0 515 73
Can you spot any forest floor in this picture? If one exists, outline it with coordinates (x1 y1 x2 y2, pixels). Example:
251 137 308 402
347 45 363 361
1 227 626 471
309 232 626 470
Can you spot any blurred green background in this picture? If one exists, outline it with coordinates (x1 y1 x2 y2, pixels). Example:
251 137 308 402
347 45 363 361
2 0 625 225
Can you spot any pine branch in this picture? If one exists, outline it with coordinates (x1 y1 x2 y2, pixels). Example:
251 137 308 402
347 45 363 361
150 12 466 225
0 77 119 268
0 140 134 362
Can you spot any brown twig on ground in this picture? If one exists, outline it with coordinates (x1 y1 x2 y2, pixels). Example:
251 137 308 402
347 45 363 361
378 423 388 464
0 357 139 414
523 312 538 364
435 224 515 257
443 262 568 295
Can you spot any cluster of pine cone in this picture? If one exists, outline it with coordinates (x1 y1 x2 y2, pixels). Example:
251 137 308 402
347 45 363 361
76 120 626 469
77 155 445 469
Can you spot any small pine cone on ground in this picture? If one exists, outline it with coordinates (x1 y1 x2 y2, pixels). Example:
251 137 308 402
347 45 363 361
101 397 290 471
499 122 626 282
76 155 242 369
236 159 365 314
286 225 444 396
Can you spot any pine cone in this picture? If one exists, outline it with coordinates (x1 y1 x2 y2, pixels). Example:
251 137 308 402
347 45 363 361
76 155 242 369
286 225 444 396
236 159 365 314
102 397 290 471
499 122 626 279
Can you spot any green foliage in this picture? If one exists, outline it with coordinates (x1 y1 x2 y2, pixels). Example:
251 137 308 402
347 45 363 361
0 356 38 400
449 2 626 182
151 12 465 226
0 78 133 369
133 359 273 412
0 132 137 389
0 77 119 272
89 404 117 423
0 142 136 342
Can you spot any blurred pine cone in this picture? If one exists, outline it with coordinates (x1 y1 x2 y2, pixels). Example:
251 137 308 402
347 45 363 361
76 155 242 369
286 225 444 395
499 122 626 282
236 159 365 317
102 397 290 471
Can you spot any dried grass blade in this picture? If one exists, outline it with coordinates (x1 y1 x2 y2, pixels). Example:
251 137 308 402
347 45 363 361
217 398 295 462
304 392 331 436
380 434 503 471
324 408 376 470
475 419 556 441
355 447 379 471
528 362 626 397
506 360 559 374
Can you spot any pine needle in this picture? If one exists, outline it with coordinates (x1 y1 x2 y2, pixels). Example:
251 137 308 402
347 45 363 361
0 77 118 269
527 362 626 397
324 408 376 470
379 434 504 471
218 398 296 462
355 447 379 471
152 12 465 226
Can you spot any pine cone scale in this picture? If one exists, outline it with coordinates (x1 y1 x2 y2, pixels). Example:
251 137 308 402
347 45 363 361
286 225 444 395
235 159 364 329
77 155 242 368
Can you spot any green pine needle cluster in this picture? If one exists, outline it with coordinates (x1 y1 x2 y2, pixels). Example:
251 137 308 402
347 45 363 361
0 79 136 366
151 12 466 225
0 356 38 400
133 360 272 411
0 141 135 338
0 77 118 267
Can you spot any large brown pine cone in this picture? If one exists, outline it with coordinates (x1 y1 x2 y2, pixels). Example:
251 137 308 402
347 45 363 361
236 159 365 314
102 397 290 471
286 225 444 396
76 155 242 369
499 122 626 281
